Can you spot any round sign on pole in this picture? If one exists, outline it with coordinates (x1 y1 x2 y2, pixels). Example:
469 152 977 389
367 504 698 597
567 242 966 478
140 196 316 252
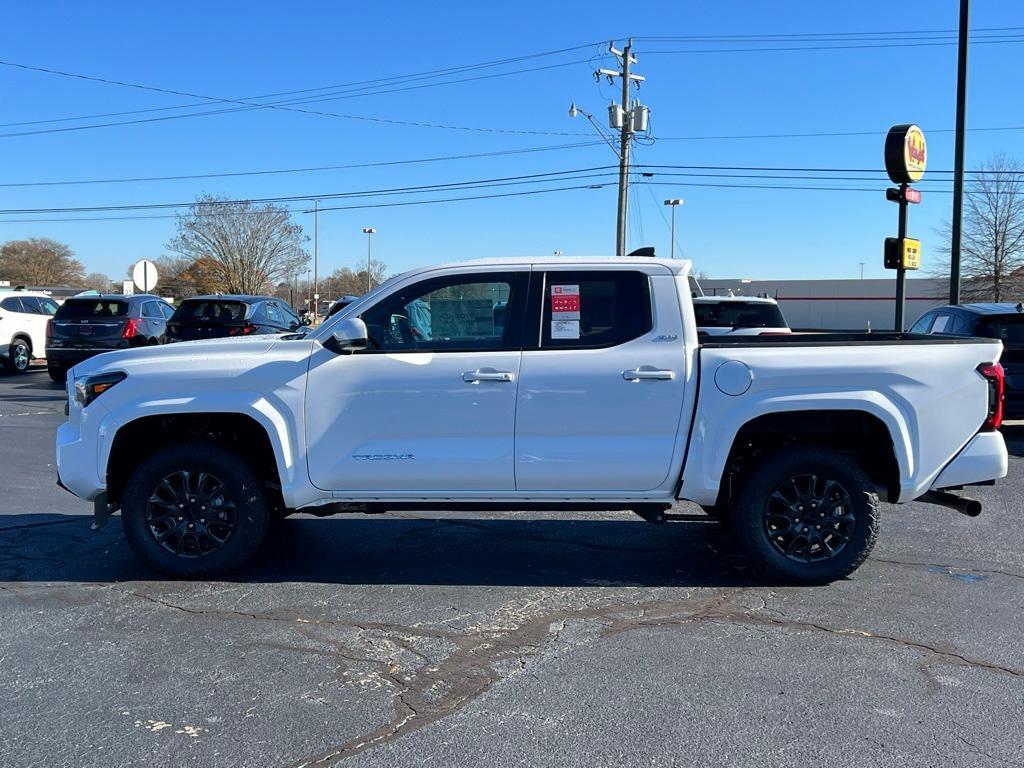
132 259 159 293
884 124 927 184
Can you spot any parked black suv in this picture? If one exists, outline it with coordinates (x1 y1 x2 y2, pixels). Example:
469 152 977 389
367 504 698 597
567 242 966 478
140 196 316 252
165 295 302 342
909 302 1024 419
46 294 174 383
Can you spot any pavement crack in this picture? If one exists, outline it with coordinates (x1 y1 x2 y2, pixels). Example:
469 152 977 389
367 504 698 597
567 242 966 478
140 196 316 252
873 556 1024 582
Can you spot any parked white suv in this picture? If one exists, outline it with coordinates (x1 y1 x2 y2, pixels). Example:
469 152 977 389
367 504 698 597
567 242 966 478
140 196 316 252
0 290 60 373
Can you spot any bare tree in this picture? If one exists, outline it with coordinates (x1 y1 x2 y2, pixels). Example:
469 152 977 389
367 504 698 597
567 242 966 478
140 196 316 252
168 196 309 294
321 260 388 298
0 238 85 286
82 272 113 291
933 154 1024 302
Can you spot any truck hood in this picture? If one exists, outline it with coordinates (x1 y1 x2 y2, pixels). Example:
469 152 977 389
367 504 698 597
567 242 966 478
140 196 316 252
69 335 286 378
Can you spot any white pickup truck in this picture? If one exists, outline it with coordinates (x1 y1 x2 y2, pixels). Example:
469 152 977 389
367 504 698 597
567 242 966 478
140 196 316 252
56 257 1009 583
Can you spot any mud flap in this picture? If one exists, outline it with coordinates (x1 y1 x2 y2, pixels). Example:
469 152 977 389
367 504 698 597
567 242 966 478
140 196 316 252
91 492 110 531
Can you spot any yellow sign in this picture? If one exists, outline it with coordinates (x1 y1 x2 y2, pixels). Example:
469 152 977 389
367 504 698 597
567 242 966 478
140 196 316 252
902 237 921 270
903 126 927 183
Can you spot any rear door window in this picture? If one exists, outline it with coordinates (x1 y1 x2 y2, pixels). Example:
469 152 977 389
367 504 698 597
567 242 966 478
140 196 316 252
929 313 952 334
1 297 23 312
56 299 129 319
538 270 652 349
173 300 247 322
908 313 935 333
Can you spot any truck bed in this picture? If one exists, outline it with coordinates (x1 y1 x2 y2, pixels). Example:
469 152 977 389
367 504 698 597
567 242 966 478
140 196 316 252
699 332 995 347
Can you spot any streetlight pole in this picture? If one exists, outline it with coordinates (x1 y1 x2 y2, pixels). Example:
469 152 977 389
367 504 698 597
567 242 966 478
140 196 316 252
362 227 376 293
313 199 319 321
663 199 683 259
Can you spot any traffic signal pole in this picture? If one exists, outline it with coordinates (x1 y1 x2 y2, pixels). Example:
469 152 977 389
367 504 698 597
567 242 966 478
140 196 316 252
949 0 970 305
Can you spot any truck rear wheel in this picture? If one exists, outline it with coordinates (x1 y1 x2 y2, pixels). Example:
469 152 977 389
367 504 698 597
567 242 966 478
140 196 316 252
731 445 879 585
121 441 270 577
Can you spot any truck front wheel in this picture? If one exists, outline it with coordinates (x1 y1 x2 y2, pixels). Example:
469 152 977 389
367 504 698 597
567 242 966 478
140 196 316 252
121 441 270 577
731 446 880 585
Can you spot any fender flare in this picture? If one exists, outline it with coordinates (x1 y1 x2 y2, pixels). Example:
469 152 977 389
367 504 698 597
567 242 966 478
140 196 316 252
682 391 913 505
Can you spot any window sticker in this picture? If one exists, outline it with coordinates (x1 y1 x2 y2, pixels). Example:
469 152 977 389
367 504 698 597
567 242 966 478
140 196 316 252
550 284 581 321
551 319 580 339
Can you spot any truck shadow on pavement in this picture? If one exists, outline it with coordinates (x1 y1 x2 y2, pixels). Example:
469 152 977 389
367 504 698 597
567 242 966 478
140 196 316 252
0 513 762 587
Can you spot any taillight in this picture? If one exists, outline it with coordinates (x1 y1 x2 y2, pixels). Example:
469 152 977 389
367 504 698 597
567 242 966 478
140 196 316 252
46 319 53 339
977 362 1005 431
228 324 256 336
122 317 143 339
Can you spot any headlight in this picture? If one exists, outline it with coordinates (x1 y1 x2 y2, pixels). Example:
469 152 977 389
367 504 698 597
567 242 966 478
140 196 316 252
74 372 126 407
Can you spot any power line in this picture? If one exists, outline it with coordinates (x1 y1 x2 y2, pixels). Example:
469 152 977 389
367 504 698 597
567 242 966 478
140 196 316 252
0 141 605 188
640 37 1024 56
0 58 597 139
0 165 621 214
0 182 614 224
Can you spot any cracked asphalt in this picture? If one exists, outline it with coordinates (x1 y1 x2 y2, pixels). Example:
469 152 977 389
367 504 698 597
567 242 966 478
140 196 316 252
2 367 1023 767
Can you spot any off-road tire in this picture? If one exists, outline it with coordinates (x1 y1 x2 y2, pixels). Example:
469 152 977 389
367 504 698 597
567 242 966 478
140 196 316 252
731 445 880 585
121 441 270 577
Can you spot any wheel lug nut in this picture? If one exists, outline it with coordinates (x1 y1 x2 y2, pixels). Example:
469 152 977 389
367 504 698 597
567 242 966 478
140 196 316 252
200 518 205 523
178 504 184 509
188 523 194 529
177 516 183 521
803 527 809 533
201 505 206 511
816 525 821 530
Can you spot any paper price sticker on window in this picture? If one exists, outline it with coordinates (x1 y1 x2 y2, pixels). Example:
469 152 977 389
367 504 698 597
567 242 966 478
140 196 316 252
551 284 580 320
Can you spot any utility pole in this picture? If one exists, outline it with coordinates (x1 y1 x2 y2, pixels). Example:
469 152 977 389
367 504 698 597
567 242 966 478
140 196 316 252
592 40 647 256
615 41 633 257
949 0 970 305
313 199 319 321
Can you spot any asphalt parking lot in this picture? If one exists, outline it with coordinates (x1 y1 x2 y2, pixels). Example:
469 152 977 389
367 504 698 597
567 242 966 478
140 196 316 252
2 366 1023 768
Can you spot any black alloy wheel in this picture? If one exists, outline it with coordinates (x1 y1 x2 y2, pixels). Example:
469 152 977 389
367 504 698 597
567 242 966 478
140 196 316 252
145 470 237 558
763 473 856 563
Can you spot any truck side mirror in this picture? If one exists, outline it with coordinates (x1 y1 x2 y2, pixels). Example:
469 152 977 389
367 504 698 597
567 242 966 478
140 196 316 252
326 316 369 354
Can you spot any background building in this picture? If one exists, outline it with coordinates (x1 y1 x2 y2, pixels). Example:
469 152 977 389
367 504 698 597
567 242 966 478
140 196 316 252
696 277 948 331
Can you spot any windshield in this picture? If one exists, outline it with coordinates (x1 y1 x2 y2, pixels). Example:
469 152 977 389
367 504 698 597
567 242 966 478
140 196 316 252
173 300 248 322
979 315 1024 347
694 301 786 328
55 299 129 319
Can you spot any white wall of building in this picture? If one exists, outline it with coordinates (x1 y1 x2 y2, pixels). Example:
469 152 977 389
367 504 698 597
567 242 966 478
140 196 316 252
697 278 948 331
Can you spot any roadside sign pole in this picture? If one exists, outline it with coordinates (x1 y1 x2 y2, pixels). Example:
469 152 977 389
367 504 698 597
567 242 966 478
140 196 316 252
895 182 908 332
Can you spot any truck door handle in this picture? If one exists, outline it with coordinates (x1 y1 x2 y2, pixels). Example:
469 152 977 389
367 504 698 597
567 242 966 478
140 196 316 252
623 367 675 381
463 369 515 383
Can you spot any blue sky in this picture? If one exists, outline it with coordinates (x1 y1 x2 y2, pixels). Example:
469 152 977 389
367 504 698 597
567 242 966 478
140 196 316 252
1 0 1022 283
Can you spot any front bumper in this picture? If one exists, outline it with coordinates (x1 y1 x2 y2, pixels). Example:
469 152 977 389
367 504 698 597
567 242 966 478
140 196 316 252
55 416 107 502
930 431 1009 490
